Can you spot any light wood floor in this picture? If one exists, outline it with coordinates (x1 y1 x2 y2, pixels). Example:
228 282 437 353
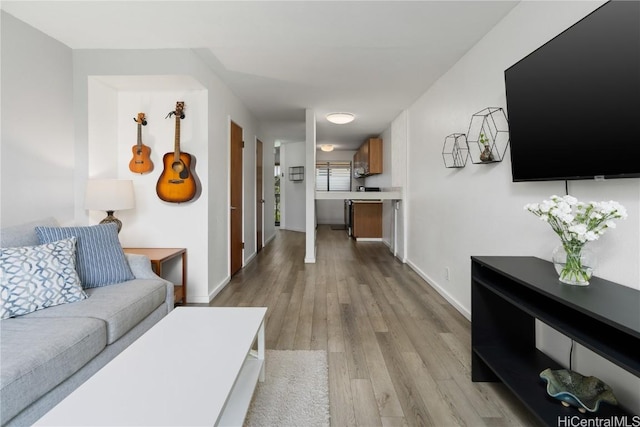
211 226 541 426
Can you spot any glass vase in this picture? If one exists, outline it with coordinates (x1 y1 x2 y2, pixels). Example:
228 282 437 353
552 243 597 286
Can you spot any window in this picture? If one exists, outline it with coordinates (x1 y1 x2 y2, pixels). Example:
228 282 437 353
315 161 351 191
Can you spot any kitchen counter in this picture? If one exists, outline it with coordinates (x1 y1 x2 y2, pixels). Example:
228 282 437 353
314 190 402 200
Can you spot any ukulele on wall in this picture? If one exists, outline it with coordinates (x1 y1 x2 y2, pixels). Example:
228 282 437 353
156 102 197 203
129 112 154 174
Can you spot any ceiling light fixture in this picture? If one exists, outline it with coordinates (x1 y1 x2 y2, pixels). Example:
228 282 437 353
320 144 334 152
326 112 355 124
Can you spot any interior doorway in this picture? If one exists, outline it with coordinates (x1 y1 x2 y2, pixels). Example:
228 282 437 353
230 121 243 276
274 145 281 226
256 139 263 253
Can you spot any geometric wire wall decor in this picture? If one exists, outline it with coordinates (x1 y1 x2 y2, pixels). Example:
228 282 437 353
442 133 469 168
466 107 509 164
289 166 304 182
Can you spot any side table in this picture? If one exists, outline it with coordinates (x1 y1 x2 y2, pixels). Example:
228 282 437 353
123 248 187 305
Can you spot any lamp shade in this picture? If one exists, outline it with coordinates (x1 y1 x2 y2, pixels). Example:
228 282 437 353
85 179 135 211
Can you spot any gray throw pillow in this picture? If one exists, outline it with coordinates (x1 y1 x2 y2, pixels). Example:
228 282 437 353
35 223 134 288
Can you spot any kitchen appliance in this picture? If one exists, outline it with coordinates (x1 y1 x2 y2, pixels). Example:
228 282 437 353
344 199 353 237
358 186 381 192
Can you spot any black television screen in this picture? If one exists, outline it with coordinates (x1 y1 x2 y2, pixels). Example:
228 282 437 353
505 0 640 182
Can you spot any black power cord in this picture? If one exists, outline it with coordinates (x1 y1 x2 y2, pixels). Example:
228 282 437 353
569 340 575 371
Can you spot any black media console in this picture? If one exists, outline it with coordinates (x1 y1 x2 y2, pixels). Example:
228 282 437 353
471 256 639 426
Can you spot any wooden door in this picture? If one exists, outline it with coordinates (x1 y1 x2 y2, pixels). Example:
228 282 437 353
256 139 263 252
230 121 243 276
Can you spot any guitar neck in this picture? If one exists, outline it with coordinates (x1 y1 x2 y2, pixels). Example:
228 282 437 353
137 124 143 147
173 114 181 161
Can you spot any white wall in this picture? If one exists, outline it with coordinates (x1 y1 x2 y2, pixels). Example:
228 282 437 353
1 12 75 226
391 111 408 261
280 141 306 233
72 50 260 303
1 13 265 303
305 109 317 263
403 0 639 412
84 83 210 301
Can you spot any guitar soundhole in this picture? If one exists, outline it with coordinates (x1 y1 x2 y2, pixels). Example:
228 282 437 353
172 161 184 173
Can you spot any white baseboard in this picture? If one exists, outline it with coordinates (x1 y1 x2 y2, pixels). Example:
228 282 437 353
355 237 382 242
265 233 276 245
207 275 231 302
244 251 256 266
405 259 471 321
202 235 274 304
282 226 305 233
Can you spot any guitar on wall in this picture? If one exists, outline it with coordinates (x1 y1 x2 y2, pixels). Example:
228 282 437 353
129 112 154 174
156 101 198 203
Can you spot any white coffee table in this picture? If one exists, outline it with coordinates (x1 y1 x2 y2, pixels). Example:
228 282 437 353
35 306 267 426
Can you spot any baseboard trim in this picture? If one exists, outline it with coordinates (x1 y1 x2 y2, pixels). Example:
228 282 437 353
405 259 471 321
207 275 231 303
203 234 275 304
244 251 257 266
282 226 306 233
265 233 276 245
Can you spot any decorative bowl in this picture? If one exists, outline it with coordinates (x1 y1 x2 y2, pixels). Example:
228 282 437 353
539 368 618 413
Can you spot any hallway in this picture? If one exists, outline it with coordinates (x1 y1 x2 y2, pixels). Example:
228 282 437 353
211 226 538 426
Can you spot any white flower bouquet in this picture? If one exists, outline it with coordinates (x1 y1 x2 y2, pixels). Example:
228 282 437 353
525 195 627 285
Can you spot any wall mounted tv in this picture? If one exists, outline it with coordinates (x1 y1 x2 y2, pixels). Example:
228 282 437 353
505 0 640 182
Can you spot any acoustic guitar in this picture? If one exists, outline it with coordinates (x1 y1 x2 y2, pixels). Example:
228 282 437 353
156 102 197 203
128 112 154 174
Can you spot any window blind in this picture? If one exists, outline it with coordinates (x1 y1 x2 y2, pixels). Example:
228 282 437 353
315 161 351 192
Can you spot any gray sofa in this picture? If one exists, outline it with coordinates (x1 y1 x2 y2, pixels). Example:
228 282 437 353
0 219 174 427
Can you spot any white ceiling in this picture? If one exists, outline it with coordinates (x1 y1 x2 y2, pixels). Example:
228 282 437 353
2 1 519 150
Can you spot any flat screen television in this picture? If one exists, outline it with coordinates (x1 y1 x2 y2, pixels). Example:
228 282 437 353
505 0 640 182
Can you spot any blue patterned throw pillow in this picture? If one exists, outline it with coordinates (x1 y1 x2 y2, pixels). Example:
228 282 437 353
35 223 134 288
0 237 87 319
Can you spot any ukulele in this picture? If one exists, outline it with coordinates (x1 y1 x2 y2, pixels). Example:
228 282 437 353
156 102 197 203
128 112 153 174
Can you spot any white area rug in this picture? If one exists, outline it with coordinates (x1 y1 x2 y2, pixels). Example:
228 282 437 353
244 350 330 427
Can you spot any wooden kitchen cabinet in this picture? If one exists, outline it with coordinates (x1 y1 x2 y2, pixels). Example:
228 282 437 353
353 138 382 177
352 201 382 239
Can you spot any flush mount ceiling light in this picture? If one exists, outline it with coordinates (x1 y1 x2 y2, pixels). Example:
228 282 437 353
326 112 355 124
320 144 334 152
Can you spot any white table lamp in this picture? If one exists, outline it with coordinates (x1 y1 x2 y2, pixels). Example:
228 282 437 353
85 179 135 232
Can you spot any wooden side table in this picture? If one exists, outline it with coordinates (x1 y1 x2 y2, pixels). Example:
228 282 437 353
123 248 187 305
